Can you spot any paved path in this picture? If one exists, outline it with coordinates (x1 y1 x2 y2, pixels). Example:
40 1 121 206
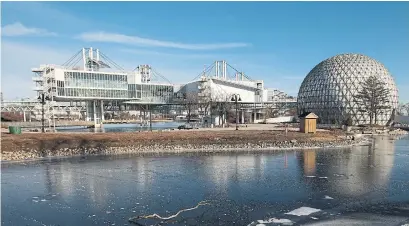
195 124 329 132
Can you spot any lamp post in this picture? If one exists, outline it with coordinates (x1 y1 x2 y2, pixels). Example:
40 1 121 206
231 94 241 130
38 93 50 133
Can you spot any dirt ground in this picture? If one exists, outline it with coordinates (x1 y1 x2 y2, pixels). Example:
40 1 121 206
1 130 345 153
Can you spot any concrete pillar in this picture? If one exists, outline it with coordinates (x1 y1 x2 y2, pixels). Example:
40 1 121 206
241 110 244 124
139 105 142 120
100 100 104 122
23 111 26 122
93 100 97 126
253 111 256 123
86 101 93 121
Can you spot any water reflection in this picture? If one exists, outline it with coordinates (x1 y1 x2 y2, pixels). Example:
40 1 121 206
297 136 397 199
2 136 409 225
56 121 184 133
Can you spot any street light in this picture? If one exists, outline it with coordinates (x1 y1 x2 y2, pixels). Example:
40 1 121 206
38 93 50 133
231 94 242 130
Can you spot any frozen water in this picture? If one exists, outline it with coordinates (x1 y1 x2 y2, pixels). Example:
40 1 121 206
285 206 321 216
1 136 409 225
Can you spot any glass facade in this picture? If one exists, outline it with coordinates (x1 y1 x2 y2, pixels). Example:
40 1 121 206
140 84 174 103
297 54 399 125
56 71 174 102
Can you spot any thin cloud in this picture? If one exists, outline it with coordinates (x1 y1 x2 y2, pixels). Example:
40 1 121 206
1 41 70 100
77 31 250 50
119 48 216 59
1 22 57 37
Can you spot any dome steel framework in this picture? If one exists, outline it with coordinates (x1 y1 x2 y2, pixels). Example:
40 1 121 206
297 53 399 125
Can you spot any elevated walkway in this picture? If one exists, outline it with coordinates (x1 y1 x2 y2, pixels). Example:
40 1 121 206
1 120 94 128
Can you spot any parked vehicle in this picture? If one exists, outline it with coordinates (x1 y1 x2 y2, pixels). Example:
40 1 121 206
177 123 199 130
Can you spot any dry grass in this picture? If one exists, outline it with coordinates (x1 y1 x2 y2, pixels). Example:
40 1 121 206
1 130 345 153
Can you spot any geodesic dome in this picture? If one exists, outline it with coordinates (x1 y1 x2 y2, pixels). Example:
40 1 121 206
297 53 399 125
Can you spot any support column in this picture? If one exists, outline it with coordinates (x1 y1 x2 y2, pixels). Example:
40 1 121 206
93 100 97 126
241 110 244 124
139 105 142 121
23 111 26 122
86 101 94 122
253 111 257 123
100 100 104 122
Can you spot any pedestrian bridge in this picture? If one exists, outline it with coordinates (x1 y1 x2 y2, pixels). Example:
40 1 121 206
1 120 94 128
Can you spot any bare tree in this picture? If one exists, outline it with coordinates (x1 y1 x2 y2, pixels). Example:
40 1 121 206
212 94 233 126
174 92 199 123
262 103 275 123
262 102 289 123
405 103 409 116
398 103 409 116
353 76 391 125
197 94 211 118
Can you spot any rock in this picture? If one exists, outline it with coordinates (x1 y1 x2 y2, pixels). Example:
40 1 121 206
352 134 362 140
290 139 297 144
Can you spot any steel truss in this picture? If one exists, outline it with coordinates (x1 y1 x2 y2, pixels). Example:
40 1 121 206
297 54 399 125
1 101 86 113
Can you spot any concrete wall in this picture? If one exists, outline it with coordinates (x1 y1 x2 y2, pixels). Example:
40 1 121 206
183 81 201 93
54 68 65 81
180 78 260 103
254 116 294 124
209 79 257 102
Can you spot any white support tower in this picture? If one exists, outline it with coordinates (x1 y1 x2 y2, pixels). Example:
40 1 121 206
136 65 152 83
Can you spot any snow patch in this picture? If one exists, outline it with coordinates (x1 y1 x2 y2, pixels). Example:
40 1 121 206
324 195 334 200
319 177 328 179
285 206 321 216
257 218 293 224
305 176 316 178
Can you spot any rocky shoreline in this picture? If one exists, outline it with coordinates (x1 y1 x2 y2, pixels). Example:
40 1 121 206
1 130 371 162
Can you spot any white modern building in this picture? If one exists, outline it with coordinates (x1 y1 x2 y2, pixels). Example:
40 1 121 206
178 60 296 104
176 61 297 125
32 48 175 126
1 48 297 127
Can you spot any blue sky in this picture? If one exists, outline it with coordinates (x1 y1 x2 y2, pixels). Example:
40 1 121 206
1 1 409 102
